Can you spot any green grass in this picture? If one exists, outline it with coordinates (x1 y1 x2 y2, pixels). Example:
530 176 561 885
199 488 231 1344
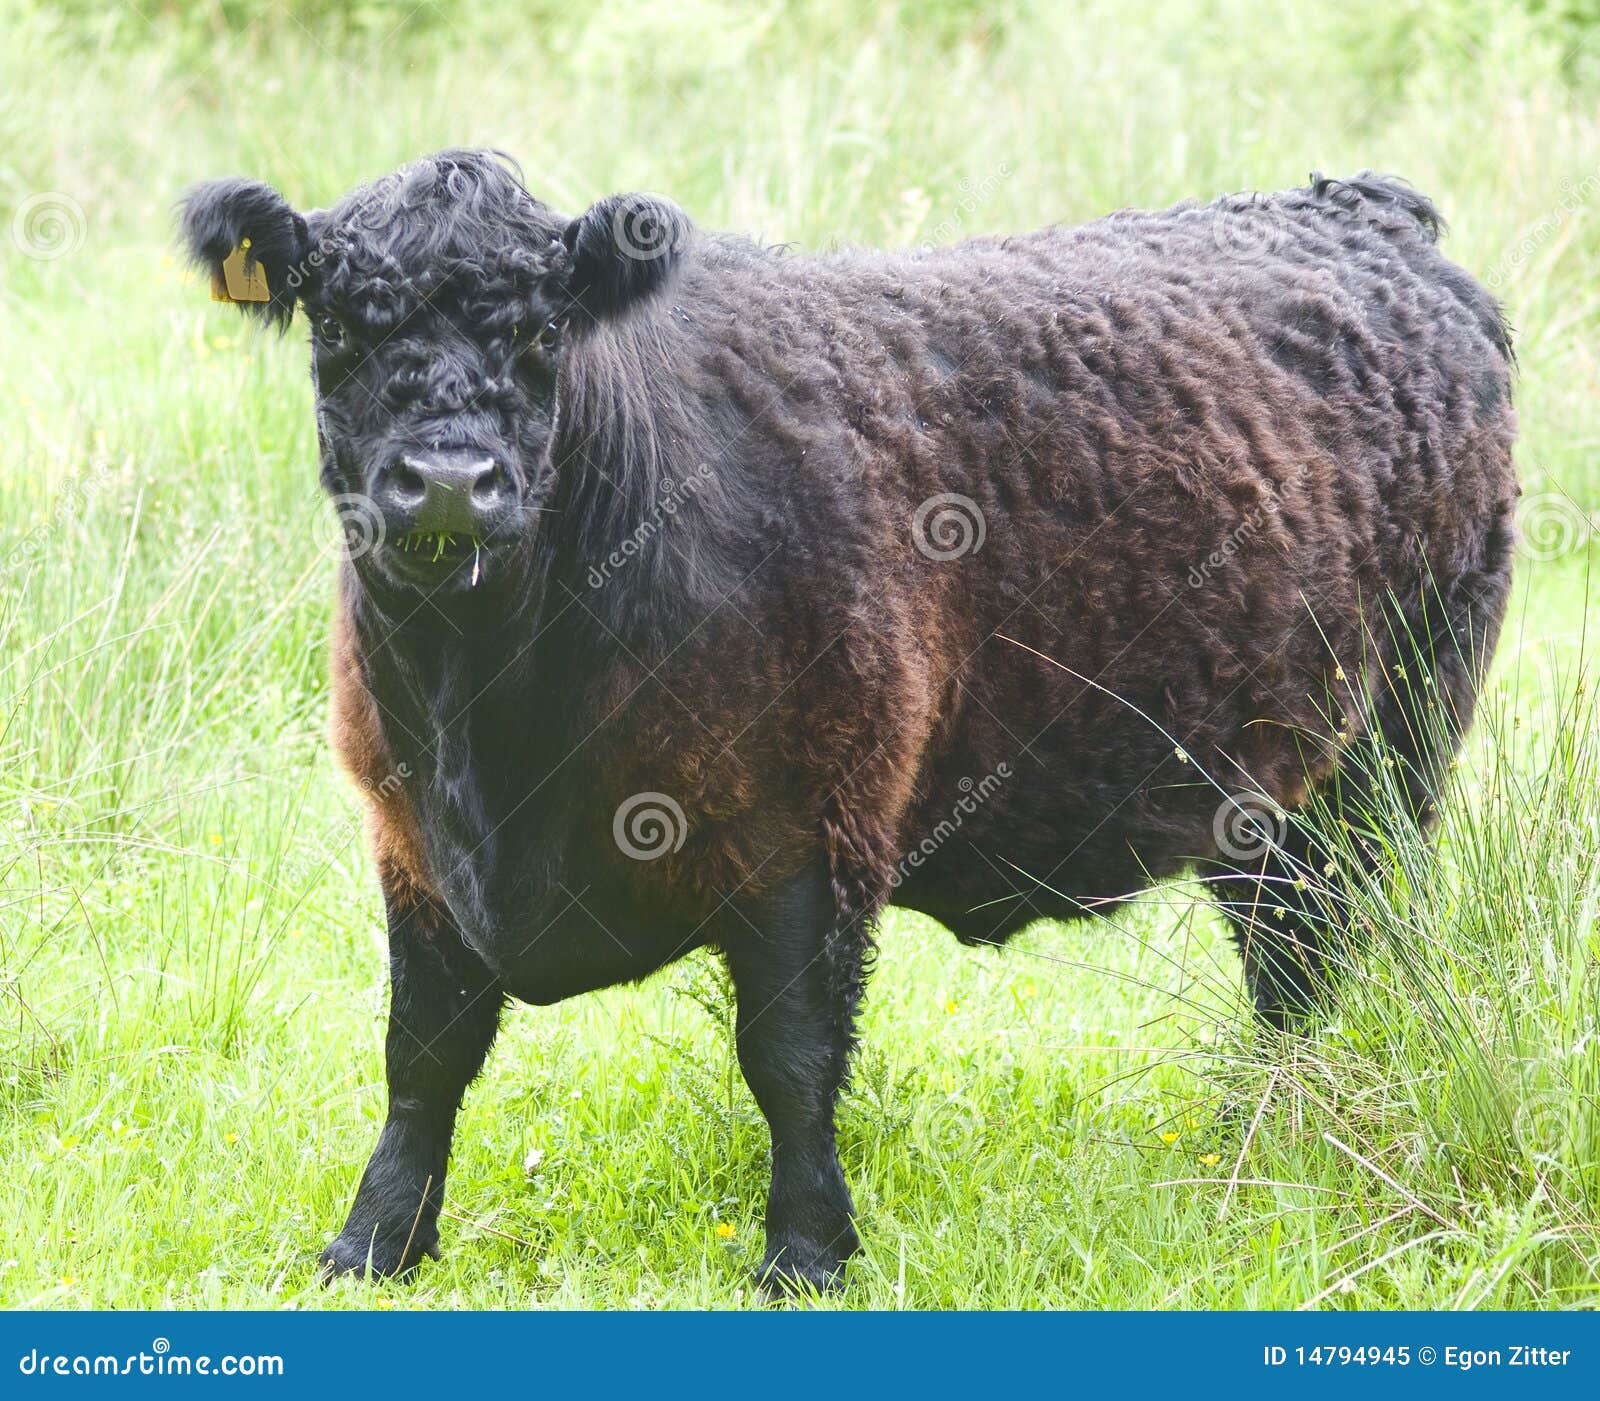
2 0 1598 1309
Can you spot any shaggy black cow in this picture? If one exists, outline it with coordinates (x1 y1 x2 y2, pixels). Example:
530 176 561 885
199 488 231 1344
181 151 1516 1293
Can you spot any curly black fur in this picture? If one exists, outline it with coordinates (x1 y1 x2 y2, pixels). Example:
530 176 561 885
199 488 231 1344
178 176 309 330
563 191 693 323
182 152 1518 1292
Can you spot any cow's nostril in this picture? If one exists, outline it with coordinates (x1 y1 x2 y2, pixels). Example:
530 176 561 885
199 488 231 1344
473 461 509 504
389 460 427 505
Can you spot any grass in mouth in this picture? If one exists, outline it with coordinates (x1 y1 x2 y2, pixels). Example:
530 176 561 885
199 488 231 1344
396 530 481 563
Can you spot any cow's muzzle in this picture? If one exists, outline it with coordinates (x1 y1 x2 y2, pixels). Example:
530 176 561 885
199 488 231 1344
371 447 520 579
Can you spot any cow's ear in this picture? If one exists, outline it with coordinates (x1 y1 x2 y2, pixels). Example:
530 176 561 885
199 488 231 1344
178 177 309 330
561 192 690 326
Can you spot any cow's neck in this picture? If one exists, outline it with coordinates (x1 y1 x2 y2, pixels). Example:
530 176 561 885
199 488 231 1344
351 588 537 880
550 322 742 650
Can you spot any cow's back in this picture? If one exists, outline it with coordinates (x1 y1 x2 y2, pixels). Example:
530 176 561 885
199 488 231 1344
556 178 1517 933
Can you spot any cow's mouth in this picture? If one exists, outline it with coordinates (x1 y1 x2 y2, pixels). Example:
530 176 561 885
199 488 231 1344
383 530 487 586
396 530 481 564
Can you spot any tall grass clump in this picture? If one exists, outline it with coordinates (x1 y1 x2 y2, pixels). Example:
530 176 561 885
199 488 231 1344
1206 624 1600 1304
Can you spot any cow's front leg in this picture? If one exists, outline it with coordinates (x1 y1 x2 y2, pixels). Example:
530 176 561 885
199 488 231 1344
722 863 865 1295
320 868 503 1279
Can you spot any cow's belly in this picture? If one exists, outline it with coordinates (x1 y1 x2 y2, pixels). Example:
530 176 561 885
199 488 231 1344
465 901 708 1006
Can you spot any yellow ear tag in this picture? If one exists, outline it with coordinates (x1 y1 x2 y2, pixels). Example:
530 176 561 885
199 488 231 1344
213 236 272 303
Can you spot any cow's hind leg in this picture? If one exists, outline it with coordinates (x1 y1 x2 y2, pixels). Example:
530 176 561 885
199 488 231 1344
720 860 866 1296
320 865 503 1278
1217 566 1510 1031
1213 824 1339 1031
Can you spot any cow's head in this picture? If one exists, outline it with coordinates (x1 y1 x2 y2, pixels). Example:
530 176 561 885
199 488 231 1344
180 149 689 601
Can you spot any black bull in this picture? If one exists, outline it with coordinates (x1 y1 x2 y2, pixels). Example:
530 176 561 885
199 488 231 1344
181 152 1516 1292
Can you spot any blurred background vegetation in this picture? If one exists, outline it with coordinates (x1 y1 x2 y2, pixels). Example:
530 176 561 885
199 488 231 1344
4 0 1598 510
0 0 1596 1309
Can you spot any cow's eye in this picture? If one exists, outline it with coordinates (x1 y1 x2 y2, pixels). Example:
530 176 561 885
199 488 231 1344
314 314 345 347
537 321 561 351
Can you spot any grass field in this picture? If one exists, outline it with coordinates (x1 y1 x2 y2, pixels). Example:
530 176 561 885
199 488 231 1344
2 0 1598 1309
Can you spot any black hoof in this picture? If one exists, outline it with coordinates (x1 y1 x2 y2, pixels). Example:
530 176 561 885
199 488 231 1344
755 1237 854 1301
317 1229 439 1282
